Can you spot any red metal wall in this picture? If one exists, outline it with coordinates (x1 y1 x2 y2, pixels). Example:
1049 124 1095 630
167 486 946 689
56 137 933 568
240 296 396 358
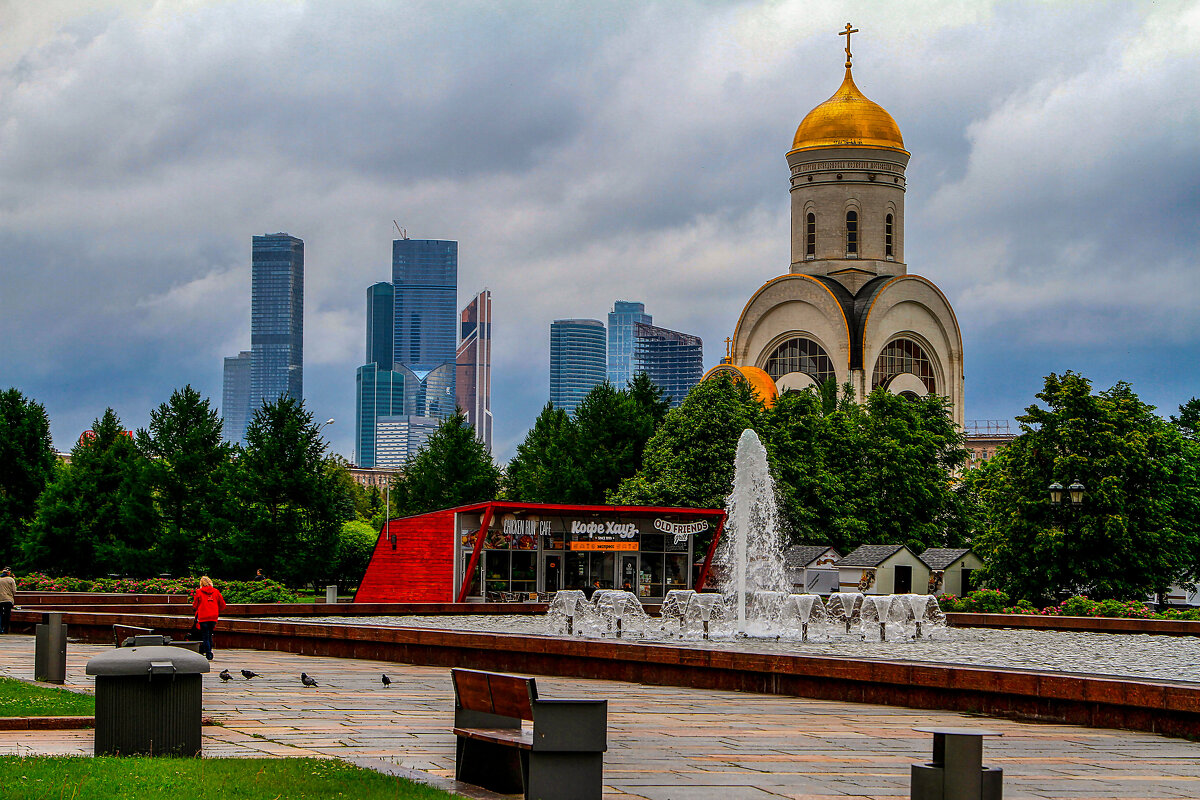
354 509 457 602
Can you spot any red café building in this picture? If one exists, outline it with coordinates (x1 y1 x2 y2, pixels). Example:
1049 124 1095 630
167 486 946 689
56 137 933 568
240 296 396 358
355 501 727 603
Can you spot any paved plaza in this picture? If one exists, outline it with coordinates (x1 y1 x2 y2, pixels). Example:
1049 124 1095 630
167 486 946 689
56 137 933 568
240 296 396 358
2 635 1200 799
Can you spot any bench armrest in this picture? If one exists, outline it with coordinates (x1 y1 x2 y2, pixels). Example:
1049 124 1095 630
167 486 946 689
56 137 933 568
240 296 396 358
531 699 607 752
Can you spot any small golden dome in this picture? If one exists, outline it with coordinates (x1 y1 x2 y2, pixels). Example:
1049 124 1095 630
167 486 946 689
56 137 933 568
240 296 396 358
790 68 906 154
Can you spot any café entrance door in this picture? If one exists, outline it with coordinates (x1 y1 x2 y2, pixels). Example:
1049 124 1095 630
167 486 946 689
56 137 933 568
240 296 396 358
542 554 561 593
619 554 638 594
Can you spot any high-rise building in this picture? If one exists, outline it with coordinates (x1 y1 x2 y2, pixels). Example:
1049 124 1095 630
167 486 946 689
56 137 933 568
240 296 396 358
221 350 252 443
392 239 458 372
456 289 493 452
250 233 304 412
607 301 652 388
365 282 394 366
550 319 606 413
354 238 460 467
633 322 703 407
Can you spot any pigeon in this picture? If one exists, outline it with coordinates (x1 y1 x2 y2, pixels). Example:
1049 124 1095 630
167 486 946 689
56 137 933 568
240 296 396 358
219 669 232 682
381 673 391 688
241 669 258 680
301 672 318 688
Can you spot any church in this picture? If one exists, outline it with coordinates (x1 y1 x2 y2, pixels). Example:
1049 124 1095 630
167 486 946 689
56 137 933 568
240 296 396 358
707 26 964 426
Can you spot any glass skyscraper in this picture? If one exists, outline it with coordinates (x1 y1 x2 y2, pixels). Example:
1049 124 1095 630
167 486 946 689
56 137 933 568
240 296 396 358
392 239 458 373
550 319 606 414
354 238 460 467
633 322 704 408
607 300 652 388
456 290 493 452
221 350 252 444
250 233 304 411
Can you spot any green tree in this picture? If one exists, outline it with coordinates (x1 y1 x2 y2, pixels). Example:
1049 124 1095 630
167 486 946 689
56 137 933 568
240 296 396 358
24 409 160 577
392 411 500 516
971 373 1198 603
503 403 587 503
611 372 766 508
1172 397 1200 440
219 397 349 585
766 385 968 553
335 519 379 586
136 385 231 575
0 389 57 564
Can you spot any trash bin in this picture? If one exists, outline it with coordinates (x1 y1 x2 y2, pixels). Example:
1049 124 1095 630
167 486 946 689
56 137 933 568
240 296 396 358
85 644 210 756
34 612 66 684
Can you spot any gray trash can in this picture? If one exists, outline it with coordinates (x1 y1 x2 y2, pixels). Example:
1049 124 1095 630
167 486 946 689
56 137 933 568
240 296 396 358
85 644 210 756
34 612 67 684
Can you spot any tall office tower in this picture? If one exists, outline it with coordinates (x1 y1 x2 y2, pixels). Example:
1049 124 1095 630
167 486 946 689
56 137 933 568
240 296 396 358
221 350 252 444
633 322 704 408
392 239 458 372
249 233 304 413
354 238 459 467
607 300 652 388
550 319 606 414
456 289 493 452
365 282 394 366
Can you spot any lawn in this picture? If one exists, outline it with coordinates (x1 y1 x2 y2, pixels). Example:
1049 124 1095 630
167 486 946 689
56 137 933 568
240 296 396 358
0 677 94 717
0 756 461 799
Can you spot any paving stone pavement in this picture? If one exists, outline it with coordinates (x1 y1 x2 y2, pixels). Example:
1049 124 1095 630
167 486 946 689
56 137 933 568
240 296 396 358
2 633 1200 799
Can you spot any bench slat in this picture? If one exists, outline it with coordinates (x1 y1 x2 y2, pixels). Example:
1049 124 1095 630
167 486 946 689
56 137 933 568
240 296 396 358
453 726 534 750
488 673 535 721
454 670 496 714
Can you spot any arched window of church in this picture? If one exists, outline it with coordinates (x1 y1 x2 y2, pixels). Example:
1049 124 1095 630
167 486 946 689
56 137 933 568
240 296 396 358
764 337 836 386
806 213 816 259
871 338 937 394
885 214 894 258
845 211 858 256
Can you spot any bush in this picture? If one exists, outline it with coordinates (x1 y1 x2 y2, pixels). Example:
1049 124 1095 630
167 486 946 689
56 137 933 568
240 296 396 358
936 594 961 612
958 589 1010 613
214 579 298 604
13 572 298 603
1059 595 1099 617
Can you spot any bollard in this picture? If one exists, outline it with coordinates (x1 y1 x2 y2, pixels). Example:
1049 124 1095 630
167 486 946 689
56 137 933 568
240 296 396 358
911 727 1003 800
325 584 338 604
34 612 67 684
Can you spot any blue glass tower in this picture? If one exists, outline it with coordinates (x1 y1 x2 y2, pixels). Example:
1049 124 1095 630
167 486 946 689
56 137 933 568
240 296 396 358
250 233 304 412
633 322 703 408
607 300 652 388
550 319 606 414
221 350 252 444
392 239 458 373
365 282 394 366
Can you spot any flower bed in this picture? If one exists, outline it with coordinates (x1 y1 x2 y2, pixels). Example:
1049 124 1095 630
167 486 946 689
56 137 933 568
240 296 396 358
938 589 1197 620
14 573 299 604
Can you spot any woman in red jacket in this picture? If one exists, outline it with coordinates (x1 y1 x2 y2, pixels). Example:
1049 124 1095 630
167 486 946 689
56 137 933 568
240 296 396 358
192 576 226 661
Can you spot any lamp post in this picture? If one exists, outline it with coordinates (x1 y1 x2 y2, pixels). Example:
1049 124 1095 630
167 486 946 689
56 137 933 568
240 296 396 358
1048 480 1085 508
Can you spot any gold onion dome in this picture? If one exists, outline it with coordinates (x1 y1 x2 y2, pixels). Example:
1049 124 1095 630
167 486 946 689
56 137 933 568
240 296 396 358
790 67 907 154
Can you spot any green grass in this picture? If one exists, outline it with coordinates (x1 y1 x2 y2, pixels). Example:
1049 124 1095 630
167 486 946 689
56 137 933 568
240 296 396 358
0 677 94 717
0 756 460 799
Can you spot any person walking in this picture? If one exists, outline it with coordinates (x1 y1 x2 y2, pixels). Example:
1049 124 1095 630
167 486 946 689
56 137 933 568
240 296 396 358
191 576 226 661
0 568 16 634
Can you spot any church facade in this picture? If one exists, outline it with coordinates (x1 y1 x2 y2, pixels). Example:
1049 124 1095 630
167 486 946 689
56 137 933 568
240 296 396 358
707 30 963 426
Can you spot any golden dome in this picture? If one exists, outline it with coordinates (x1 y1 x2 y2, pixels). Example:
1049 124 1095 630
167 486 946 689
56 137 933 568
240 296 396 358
790 67 906 154
701 364 779 408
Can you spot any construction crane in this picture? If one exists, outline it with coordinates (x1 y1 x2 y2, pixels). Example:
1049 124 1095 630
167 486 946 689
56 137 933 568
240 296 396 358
393 220 408 240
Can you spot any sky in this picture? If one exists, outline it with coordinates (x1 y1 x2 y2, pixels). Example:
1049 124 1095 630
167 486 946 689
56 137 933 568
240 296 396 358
2 0 1199 461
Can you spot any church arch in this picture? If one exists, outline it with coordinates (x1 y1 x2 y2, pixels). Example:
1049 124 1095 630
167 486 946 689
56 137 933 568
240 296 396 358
871 335 937 394
760 334 837 388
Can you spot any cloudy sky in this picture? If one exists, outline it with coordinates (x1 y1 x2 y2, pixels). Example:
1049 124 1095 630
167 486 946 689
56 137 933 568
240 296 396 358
2 0 1198 460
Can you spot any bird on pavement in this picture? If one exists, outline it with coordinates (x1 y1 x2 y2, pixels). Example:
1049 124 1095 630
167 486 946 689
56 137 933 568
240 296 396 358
301 673 318 688
381 674 391 688
219 669 232 682
241 669 258 680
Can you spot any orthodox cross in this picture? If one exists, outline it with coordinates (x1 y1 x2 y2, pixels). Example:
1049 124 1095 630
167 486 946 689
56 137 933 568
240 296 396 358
840 23 858 68
724 337 733 359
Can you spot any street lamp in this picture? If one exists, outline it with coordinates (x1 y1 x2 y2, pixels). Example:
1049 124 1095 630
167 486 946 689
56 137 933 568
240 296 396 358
1048 480 1085 507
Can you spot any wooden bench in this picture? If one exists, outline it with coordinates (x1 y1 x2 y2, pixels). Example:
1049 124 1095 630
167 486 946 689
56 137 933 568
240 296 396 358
451 667 607 800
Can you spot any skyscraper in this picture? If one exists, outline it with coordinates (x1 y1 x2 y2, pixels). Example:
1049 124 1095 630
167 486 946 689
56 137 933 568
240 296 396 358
392 239 458 372
456 289 493 452
633 322 703 407
354 238 460 467
250 233 304 411
221 350 252 443
550 319 606 413
607 300 652 388
221 232 304 445
365 282 394 366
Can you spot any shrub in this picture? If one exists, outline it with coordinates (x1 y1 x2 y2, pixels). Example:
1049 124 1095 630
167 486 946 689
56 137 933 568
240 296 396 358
936 594 961 612
1059 595 1099 617
959 589 1010 613
13 572 298 603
